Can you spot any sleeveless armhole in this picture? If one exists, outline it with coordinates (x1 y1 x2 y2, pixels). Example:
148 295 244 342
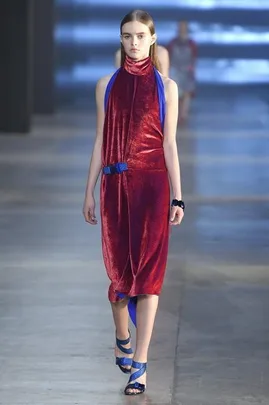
154 68 166 131
104 68 121 110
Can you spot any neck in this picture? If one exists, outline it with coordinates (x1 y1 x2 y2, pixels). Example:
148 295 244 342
123 55 153 76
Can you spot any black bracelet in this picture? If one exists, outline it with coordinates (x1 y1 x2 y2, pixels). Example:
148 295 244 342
171 199 185 211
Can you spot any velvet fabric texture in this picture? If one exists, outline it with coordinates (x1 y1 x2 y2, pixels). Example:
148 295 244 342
101 56 170 303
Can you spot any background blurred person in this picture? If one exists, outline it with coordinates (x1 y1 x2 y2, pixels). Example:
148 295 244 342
167 21 197 123
114 44 170 77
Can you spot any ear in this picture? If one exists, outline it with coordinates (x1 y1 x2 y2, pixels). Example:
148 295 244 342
151 34 157 45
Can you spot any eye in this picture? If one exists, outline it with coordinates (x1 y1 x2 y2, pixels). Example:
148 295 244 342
123 35 130 39
137 35 144 39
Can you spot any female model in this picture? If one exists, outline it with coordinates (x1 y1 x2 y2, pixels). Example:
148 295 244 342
167 21 197 123
83 9 184 396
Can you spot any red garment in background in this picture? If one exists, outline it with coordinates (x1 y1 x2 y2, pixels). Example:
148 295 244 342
167 38 197 64
100 56 170 303
167 37 197 97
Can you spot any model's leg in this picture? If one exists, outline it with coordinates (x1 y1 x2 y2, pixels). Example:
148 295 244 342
180 92 191 121
125 294 159 394
111 299 129 338
112 299 133 371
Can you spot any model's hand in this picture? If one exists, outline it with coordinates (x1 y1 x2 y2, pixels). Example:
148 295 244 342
170 206 184 226
83 195 97 225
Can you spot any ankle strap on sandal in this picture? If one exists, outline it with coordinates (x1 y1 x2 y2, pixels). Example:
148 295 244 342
129 361 147 382
116 332 133 355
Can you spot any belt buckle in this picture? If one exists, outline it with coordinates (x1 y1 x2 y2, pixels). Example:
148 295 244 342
103 162 127 175
109 164 118 174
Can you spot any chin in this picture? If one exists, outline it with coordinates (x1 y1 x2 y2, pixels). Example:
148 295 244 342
126 53 139 60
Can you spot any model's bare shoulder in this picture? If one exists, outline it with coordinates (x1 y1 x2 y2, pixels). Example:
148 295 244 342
164 77 178 90
95 74 114 107
160 75 176 88
162 77 178 102
157 45 168 56
96 74 113 92
157 45 169 77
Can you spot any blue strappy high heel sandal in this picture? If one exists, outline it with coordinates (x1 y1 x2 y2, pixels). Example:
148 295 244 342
115 332 133 374
124 360 147 395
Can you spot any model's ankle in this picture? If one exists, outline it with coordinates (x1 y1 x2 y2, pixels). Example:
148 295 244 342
133 354 148 364
115 329 130 341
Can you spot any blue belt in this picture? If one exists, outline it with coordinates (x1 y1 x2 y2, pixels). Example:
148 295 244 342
103 162 128 175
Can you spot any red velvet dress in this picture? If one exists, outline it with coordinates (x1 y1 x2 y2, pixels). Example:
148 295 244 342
100 56 170 305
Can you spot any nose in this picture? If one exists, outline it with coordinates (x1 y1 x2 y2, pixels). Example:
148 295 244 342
131 36 138 47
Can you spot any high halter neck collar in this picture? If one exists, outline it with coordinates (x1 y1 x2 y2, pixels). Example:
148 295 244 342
123 55 153 76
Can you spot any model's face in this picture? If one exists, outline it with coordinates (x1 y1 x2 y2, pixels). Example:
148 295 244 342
121 21 155 60
179 21 188 38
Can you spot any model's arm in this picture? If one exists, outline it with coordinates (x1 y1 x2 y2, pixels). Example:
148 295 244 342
158 46 170 77
163 79 184 225
114 48 121 68
83 76 107 224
